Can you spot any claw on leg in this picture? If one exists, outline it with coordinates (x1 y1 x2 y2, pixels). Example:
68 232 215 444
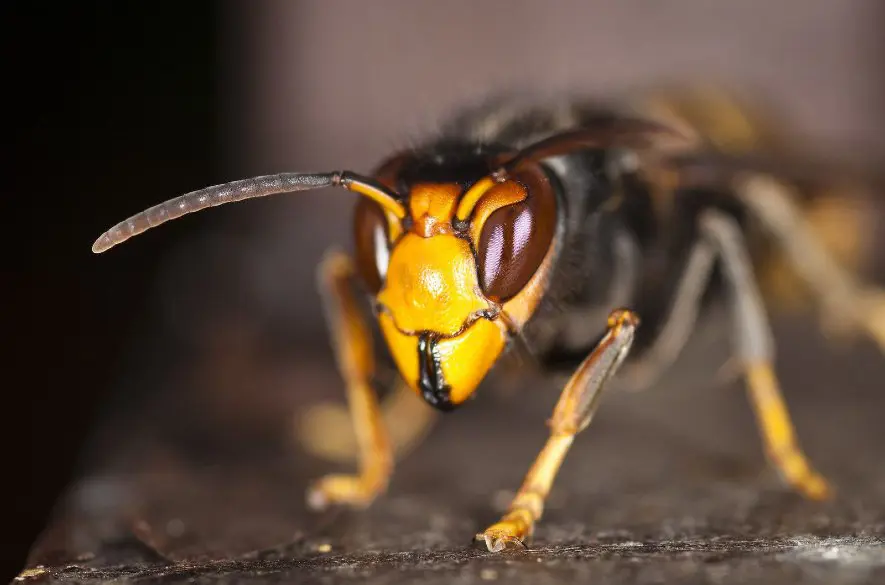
745 362 833 500
477 511 532 552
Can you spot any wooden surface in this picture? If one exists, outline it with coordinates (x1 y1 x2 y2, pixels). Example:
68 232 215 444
20 316 885 584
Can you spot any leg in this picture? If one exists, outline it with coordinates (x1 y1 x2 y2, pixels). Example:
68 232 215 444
622 236 719 391
478 309 640 552
306 251 393 510
699 210 831 500
603 208 830 499
736 175 885 353
298 378 438 464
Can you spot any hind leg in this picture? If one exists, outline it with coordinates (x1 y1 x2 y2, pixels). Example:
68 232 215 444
737 175 885 354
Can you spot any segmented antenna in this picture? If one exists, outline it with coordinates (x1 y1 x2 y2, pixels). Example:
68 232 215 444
91 173 339 253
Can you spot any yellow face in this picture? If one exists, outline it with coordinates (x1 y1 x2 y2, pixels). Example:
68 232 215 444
358 174 557 411
377 229 508 408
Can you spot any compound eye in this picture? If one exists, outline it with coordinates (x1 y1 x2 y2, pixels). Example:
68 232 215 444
353 197 390 293
477 169 556 301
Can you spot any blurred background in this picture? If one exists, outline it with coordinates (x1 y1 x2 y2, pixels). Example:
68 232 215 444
7 1 885 580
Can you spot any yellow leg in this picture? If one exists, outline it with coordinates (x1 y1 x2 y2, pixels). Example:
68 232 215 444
698 210 833 501
744 363 832 500
306 252 393 510
298 378 438 465
477 309 639 552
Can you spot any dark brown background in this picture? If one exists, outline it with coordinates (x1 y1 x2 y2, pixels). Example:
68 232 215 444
7 1 885 583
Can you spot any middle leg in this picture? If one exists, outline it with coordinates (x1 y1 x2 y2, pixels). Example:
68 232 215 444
605 207 831 501
699 210 832 500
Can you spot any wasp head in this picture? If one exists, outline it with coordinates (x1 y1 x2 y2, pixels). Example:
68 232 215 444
354 155 558 411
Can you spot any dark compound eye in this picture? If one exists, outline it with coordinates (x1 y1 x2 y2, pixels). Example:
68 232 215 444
353 197 390 294
477 166 557 301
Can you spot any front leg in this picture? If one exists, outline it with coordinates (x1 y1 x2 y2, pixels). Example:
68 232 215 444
306 251 393 510
478 309 639 552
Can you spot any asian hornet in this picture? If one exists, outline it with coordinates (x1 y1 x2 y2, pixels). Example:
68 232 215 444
92 86 885 551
